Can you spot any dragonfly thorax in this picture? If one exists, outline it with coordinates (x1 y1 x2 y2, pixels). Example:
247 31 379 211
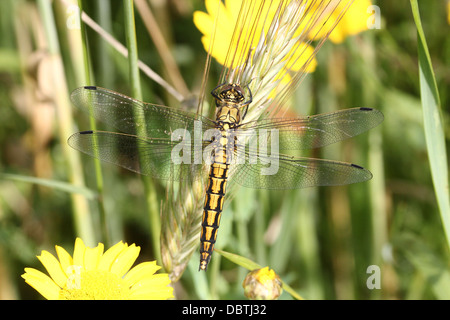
215 105 241 127
211 83 253 126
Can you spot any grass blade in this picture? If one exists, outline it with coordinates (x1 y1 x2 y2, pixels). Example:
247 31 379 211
123 0 161 265
410 1 450 250
75 0 111 245
0 173 97 199
37 0 95 245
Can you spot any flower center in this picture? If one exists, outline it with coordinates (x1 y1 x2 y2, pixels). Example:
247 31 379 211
59 268 130 300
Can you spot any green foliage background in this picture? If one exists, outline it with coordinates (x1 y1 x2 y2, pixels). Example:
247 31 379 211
0 0 448 300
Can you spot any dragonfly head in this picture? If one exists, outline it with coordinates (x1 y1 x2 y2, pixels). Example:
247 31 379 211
211 83 252 107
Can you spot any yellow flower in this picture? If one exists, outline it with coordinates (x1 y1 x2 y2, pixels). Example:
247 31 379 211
242 266 283 300
194 0 372 72
22 238 174 300
309 0 373 44
193 0 317 73
194 0 370 121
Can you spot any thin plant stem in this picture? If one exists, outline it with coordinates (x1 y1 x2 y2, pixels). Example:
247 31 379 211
76 0 110 246
134 0 189 96
37 0 95 245
95 0 114 88
59 0 183 101
123 0 162 266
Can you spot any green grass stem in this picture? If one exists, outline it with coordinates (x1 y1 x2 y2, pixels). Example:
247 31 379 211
123 0 162 266
75 0 110 245
411 0 450 251
36 0 95 245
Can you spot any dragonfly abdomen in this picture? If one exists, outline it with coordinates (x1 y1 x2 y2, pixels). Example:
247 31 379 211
199 147 230 271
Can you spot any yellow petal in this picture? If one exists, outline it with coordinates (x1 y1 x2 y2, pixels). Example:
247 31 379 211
22 268 61 300
72 237 86 267
130 274 172 295
98 241 125 271
55 245 73 276
225 0 243 17
328 0 372 43
84 243 104 271
37 251 67 288
205 0 224 21
194 0 238 67
193 10 213 36
130 274 173 300
285 43 317 73
110 244 140 277
140 273 172 287
124 261 160 285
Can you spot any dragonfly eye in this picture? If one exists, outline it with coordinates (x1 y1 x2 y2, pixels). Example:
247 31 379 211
211 83 252 107
218 85 244 102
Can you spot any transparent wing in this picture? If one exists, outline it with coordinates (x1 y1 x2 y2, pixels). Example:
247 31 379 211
69 87 381 188
70 86 216 137
235 107 383 150
229 153 373 190
68 130 209 181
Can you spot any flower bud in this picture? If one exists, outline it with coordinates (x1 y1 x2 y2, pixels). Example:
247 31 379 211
242 266 282 300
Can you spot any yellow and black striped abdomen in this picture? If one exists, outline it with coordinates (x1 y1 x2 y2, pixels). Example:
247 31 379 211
199 145 230 270
199 91 244 271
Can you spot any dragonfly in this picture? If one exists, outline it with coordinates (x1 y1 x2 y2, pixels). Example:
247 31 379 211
68 84 383 271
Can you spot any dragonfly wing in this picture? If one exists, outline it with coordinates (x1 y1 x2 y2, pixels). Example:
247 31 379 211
70 86 216 137
68 130 208 181
236 107 383 150
229 153 373 190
